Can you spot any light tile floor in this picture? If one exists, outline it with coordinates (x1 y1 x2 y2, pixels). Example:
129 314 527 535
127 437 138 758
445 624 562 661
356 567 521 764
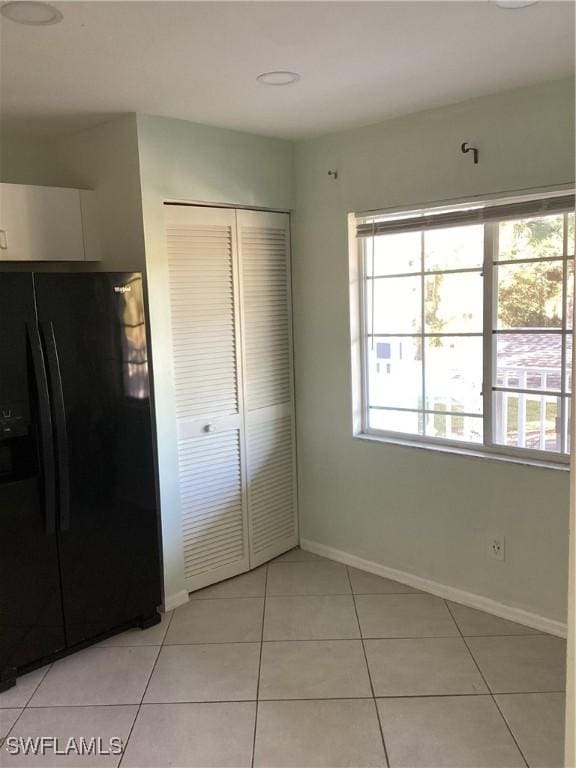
0 548 567 767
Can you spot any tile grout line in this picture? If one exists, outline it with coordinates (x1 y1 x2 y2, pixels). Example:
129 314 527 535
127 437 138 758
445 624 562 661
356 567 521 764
117 609 176 768
192 590 419 599
78 630 546 648
24 663 53 707
251 563 268 768
346 565 391 768
6 689 567 710
443 599 530 768
2 662 53 747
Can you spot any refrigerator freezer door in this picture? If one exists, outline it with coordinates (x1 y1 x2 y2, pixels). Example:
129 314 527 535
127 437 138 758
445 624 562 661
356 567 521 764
33 272 161 647
0 273 65 685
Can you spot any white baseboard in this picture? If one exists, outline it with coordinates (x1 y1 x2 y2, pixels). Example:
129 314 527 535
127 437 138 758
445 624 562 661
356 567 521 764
300 538 567 638
162 588 189 613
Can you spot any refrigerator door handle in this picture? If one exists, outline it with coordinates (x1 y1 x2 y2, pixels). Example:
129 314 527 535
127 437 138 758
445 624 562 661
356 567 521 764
40 322 71 532
26 321 57 536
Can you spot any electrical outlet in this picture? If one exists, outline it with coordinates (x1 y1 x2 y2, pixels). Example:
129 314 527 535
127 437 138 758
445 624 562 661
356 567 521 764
488 535 505 561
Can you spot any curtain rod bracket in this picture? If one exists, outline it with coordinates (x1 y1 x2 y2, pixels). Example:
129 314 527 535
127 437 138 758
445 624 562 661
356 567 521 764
461 142 479 165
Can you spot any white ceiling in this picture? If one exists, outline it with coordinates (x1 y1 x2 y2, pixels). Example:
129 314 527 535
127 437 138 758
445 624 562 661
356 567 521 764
1 0 574 140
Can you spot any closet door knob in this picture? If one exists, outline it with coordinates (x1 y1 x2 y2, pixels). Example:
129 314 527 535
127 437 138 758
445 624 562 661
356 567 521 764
205 423 216 433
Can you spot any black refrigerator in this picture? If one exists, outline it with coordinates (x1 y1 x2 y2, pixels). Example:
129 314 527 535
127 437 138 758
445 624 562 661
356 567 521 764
0 272 162 691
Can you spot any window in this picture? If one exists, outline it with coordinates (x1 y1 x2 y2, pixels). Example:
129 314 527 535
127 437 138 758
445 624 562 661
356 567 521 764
354 193 575 462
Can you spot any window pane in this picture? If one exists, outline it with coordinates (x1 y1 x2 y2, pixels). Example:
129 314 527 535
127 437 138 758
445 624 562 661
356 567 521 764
424 412 483 444
367 337 422 410
496 261 564 329
367 232 421 276
498 215 564 261
424 272 482 334
495 333 561 391
424 225 483 271
568 213 574 257
566 335 573 393
567 260 574 331
493 391 561 452
566 397 571 453
369 276 421 334
368 408 422 436
425 337 483 415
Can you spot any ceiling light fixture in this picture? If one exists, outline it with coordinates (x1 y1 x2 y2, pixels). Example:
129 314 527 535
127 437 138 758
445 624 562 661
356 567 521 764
0 1 63 25
256 71 300 86
494 0 538 8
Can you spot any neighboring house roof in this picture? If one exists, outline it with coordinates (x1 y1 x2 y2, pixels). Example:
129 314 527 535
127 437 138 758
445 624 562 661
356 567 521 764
498 331 562 369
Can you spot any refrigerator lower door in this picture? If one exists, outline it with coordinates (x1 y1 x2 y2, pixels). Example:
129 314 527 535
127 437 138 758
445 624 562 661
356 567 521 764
33 273 162 647
0 273 65 686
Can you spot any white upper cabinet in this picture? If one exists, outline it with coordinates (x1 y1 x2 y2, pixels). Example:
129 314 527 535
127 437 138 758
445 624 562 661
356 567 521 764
0 183 100 262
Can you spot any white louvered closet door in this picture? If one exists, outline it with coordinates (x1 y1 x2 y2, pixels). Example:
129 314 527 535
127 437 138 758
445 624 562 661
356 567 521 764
165 205 250 592
237 210 298 567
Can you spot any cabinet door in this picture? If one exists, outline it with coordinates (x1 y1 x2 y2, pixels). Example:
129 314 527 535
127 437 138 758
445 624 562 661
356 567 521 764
237 210 298 567
0 183 84 261
165 205 250 592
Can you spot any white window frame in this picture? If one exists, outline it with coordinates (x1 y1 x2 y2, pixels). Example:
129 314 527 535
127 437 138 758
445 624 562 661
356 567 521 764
349 192 574 467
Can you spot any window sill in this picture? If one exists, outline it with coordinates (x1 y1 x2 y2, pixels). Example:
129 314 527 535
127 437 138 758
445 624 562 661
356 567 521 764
353 432 570 471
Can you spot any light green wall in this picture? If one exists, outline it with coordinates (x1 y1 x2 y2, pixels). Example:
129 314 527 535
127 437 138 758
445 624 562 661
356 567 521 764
292 78 574 623
135 114 294 606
